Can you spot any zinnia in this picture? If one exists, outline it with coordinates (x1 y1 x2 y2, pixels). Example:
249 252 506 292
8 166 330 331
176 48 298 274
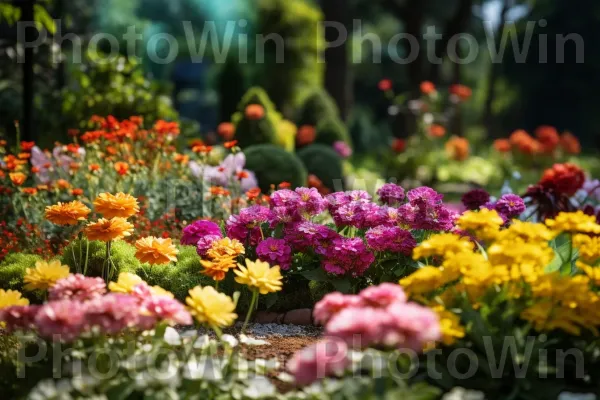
186 286 237 329
108 272 144 293
287 339 350 386
23 261 70 291
49 274 106 301
0 289 30 309
135 236 179 265
200 255 237 281
9 172 27 186
93 192 140 219
85 217 134 242
45 201 91 225
234 259 283 294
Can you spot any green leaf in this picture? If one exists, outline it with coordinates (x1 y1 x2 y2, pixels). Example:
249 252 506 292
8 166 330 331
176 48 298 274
299 268 329 282
331 278 352 293
264 292 278 309
546 240 578 274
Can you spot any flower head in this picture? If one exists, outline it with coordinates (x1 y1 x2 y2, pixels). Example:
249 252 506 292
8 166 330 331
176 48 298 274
200 256 237 281
333 141 352 159
135 236 179 265
0 289 30 309
181 220 222 246
93 192 140 219
546 211 600 234
24 261 70 292
85 217 134 242
494 194 526 220
49 274 106 302
377 183 405 206
45 201 91 225
288 339 349 386
186 286 237 329
35 300 86 341
461 189 490 211
140 296 192 327
457 209 504 240
206 237 245 259
365 226 416 255
85 293 141 334
108 273 144 294
234 259 283 294
256 238 292 270
9 172 27 186
539 163 585 196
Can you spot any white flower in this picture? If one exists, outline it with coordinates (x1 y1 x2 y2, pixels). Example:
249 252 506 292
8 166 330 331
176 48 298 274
193 334 210 349
222 334 239 348
243 376 276 399
163 327 181 346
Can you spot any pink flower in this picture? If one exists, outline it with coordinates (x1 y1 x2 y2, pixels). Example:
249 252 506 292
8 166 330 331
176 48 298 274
256 238 292 270
35 300 86 342
0 305 40 333
313 292 363 325
325 306 390 348
359 283 406 308
49 274 106 302
386 302 441 350
84 294 141 334
288 338 349 386
140 296 193 327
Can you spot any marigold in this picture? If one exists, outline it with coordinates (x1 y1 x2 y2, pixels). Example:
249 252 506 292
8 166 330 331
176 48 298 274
574 234 600 264
201 255 237 281
245 104 265 120
93 192 140 219
206 237 245 259
445 136 470 161
0 289 29 309
9 172 26 186
135 236 178 265
545 211 600 235
114 162 129 176
457 209 504 240
108 272 144 293
186 286 237 328
413 233 473 260
24 260 70 291
432 306 465 346
45 201 91 225
234 259 283 294
85 217 134 242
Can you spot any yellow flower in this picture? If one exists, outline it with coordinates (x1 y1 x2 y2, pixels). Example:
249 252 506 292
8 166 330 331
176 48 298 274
85 217 134 242
234 259 283 294
497 220 554 243
546 211 600 235
186 286 237 328
23 260 70 291
201 255 237 281
206 238 245 259
413 233 473 260
457 209 504 240
487 238 553 273
93 192 140 219
134 236 178 265
432 306 465 346
399 266 459 295
9 172 27 186
150 286 174 298
108 272 144 293
0 289 29 308
45 201 91 225
574 234 600 264
577 262 600 286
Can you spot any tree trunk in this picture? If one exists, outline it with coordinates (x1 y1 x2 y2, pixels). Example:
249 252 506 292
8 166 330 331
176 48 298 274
321 0 352 120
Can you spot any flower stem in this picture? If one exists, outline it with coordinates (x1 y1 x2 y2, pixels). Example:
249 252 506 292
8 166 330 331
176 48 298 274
83 239 90 276
241 290 259 335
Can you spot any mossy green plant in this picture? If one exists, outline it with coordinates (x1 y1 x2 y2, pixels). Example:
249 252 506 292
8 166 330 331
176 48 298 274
0 253 45 302
297 144 345 191
244 144 308 191
60 239 142 279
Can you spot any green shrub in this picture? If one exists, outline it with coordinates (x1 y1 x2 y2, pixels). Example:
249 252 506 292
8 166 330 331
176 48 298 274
0 253 45 303
244 144 308 191
60 239 142 279
297 144 345 191
297 88 340 127
309 280 334 304
232 87 280 148
315 117 352 147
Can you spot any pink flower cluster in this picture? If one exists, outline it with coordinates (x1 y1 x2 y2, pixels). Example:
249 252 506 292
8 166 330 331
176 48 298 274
0 275 192 342
180 220 223 256
314 284 440 350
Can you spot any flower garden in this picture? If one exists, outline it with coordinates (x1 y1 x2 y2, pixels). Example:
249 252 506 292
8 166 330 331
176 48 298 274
2 0 600 398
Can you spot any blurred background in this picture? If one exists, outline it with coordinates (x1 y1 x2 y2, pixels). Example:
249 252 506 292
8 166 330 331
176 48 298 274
0 0 598 195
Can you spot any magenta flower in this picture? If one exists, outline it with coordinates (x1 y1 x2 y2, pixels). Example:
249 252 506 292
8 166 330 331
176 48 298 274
325 306 391 348
494 194 526 220
84 294 141 335
226 205 271 246
49 274 106 302
256 238 293 270
313 292 363 325
35 300 86 342
0 305 40 333
181 220 222 246
322 237 374 277
325 192 351 214
461 189 490 211
288 338 350 386
377 183 405 206
365 226 416 255
270 189 300 209
295 187 326 216
333 141 352 159
407 187 444 206
196 234 222 257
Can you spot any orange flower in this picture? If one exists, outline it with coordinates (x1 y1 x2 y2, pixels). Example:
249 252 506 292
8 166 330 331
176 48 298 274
493 139 511 153
89 163 101 172
71 188 84 196
217 122 236 140
560 132 581 155
236 171 249 180
134 236 178 265
509 129 530 146
391 138 406 153
428 124 446 138
154 120 180 135
449 84 472 101
445 136 470 161
114 162 129 176
94 192 140 219
56 179 70 189
518 138 541 155
535 125 559 153
20 141 35 152
192 145 213 154
85 217 134 242
69 162 80 171
539 163 585 196
224 140 238 149
278 182 291 189
37 185 48 191
296 125 316 147
307 174 324 189
245 104 265 120
21 187 37 196
420 81 436 95
31 167 40 173
9 172 26 186
246 187 261 201
209 186 230 197
0 140 7 147
45 201 91 225
174 153 189 164
106 146 118 156
18 153 31 160
200 256 237 281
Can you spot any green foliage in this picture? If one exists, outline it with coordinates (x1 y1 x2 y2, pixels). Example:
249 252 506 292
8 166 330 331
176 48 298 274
143 245 213 301
0 253 45 303
232 87 280 148
297 88 340 127
315 117 352 147
253 0 324 114
297 144 345 191
308 280 334 304
218 56 249 123
244 144 308 191
60 239 141 279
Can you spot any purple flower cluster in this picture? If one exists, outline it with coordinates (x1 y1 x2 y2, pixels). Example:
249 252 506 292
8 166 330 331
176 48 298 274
365 226 416 255
256 238 293 270
226 205 271 246
333 141 352 159
181 220 222 246
480 193 526 221
401 187 456 231
461 189 491 211
0 278 191 342
377 183 405 206
322 237 375 276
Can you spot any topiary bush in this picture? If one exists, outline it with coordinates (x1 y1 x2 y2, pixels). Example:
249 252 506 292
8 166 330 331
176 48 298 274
0 253 45 303
297 144 345 191
315 117 352 147
297 88 340 127
60 239 142 279
244 144 308 191
232 87 280 149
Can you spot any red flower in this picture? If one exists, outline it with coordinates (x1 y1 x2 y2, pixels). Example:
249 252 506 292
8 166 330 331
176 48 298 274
535 125 560 154
391 138 406 153
114 162 129 176
245 104 265 120
224 140 238 149
449 84 472 101
420 81 436 95
217 122 236 140
539 163 585 197
378 79 393 92
278 182 291 189
20 141 35 152
296 125 316 147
